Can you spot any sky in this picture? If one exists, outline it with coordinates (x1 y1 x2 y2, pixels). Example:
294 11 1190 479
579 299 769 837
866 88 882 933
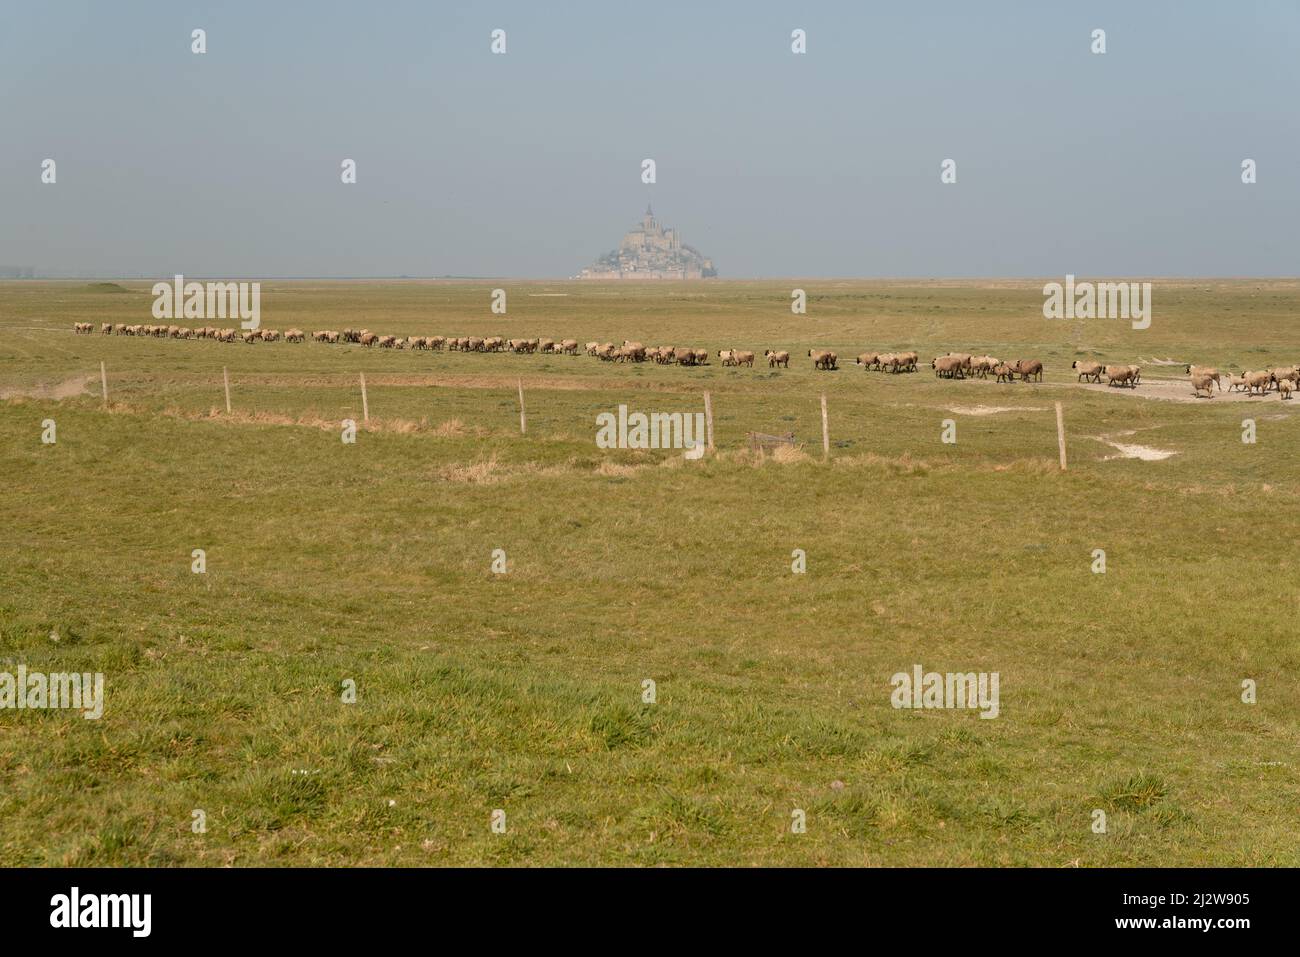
1 0 1297 278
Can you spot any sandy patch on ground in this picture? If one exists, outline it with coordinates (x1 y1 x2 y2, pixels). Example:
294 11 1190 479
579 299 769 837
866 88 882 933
1087 429 1179 461
0 375 93 400
947 405 1047 416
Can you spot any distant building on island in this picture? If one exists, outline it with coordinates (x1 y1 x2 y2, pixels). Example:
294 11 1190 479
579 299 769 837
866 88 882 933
578 207 716 279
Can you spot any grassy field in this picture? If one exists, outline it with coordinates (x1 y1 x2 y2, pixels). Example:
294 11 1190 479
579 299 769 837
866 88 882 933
2 278 1298 867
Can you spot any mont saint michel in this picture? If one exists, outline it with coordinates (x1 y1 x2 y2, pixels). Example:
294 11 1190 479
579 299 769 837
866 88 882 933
578 207 717 280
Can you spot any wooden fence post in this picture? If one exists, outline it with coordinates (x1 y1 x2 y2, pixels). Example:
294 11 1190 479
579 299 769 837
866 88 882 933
223 367 232 414
359 372 369 424
517 379 527 434
703 391 714 450
100 361 108 405
1055 402 1067 471
820 394 830 460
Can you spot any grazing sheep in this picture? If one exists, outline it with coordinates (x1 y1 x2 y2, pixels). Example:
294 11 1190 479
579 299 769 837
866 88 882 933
242 331 257 344
718 349 736 366
584 341 600 355
808 349 837 370
732 350 755 367
993 362 1015 383
898 351 919 372
428 336 445 350
1072 360 1103 383
1190 373 1215 398
361 333 378 347
561 339 578 355
1280 379 1294 400
1227 374 1247 392
877 353 901 373
1127 365 1142 385
765 349 790 368
855 352 881 369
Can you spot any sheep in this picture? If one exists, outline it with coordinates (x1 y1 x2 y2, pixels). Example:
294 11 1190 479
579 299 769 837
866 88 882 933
313 331 329 342
1244 370 1273 395
765 350 790 368
584 341 600 355
855 352 881 369
325 331 340 344
970 355 996 378
877 353 901 373
945 353 972 376
732 350 755 367
1186 365 1221 390
932 355 965 379
361 333 378 347
993 362 1016 383
1104 365 1134 387
1280 379 1294 400
676 348 697 366
561 339 579 355
1012 358 1044 382
718 349 736 366
618 341 646 362
242 331 258 344
897 351 919 372
428 336 445 350
1270 367 1299 391
1227 374 1247 393
1072 360 1103 383
1190 373 1215 398
809 350 837 370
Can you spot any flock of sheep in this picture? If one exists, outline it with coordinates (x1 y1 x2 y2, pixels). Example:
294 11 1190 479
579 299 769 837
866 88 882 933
1181 363 1298 399
72 323 1298 399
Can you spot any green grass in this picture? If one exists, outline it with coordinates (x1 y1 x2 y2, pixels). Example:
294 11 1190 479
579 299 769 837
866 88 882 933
1 278 1298 866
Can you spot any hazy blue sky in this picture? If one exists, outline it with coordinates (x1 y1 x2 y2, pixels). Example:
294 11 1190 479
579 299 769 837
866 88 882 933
1 1 1297 278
